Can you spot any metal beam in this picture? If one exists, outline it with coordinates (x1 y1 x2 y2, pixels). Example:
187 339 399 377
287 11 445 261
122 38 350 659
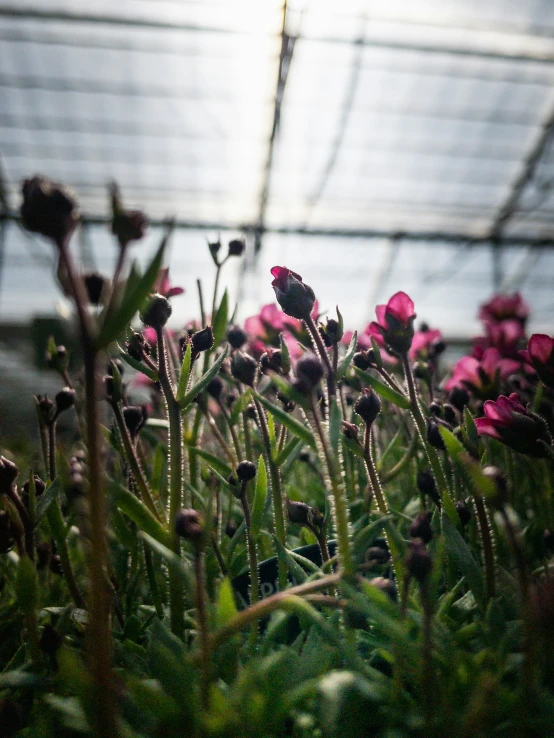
2 210 554 247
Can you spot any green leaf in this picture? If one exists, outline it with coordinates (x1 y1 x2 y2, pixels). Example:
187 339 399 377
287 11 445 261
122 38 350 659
216 577 238 628
464 407 479 447
16 556 37 614
119 347 158 381
36 477 62 520
279 332 291 373
439 425 497 500
253 391 316 451
97 233 168 349
250 455 267 538
336 330 357 380
112 483 172 548
176 341 193 402
186 447 232 479
441 511 485 608
354 368 411 409
341 434 365 460
274 436 301 467
212 288 229 347
178 346 229 410
267 412 277 456
229 387 252 426
273 535 307 584
370 337 384 368
47 334 57 358
140 532 191 584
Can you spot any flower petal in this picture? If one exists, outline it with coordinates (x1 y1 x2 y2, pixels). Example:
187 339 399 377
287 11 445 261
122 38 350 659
529 333 554 364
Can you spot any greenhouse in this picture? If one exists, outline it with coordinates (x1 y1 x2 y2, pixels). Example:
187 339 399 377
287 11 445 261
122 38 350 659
1 2 554 736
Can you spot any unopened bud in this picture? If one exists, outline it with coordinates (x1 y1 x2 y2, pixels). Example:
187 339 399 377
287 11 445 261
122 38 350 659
409 511 433 544
126 331 150 361
123 405 146 438
227 325 248 349
231 351 258 387
449 387 470 411
191 326 214 355
140 293 172 330
55 387 76 415
456 499 472 527
417 470 440 506
83 272 106 305
406 539 432 583
228 238 245 257
296 353 325 390
174 508 205 547
207 376 224 400
236 461 256 483
20 175 79 245
354 388 381 427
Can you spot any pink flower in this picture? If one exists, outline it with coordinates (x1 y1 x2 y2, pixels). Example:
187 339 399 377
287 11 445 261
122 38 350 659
409 329 443 361
472 319 525 359
244 301 318 359
444 347 520 398
520 334 554 388
368 291 416 355
270 266 316 320
475 392 551 457
478 292 529 325
153 267 184 299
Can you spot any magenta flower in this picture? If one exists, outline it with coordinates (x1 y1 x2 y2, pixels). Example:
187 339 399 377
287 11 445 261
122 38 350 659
154 267 184 299
270 266 316 320
472 318 525 359
444 347 520 399
409 328 443 361
520 334 554 388
475 393 551 457
368 291 416 355
478 292 529 325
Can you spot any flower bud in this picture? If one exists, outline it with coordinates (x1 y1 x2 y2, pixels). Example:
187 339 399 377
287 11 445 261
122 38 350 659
126 331 150 361
55 387 76 416
442 404 457 426
260 348 284 375
366 546 390 565
429 401 442 417
20 175 79 245
123 405 146 439
456 499 472 527
270 266 316 321
227 325 248 349
207 376 224 400
417 470 440 506
0 456 18 494
175 508 205 547
231 351 258 387
140 293 172 330
341 421 359 441
110 183 147 248
353 351 371 370
409 511 433 544
35 395 56 426
228 238 245 257
191 326 214 356
449 387 470 411
323 317 343 344
427 418 447 450
296 353 324 389
406 539 432 583
208 240 221 259
286 499 311 526
236 460 256 483
46 344 68 373
354 388 381 427
83 272 106 305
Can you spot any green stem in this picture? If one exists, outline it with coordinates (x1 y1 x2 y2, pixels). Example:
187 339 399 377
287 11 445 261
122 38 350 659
156 326 184 637
194 551 211 708
253 396 288 591
305 315 335 413
473 495 496 602
309 400 354 578
380 431 417 484
46 500 85 609
143 543 164 620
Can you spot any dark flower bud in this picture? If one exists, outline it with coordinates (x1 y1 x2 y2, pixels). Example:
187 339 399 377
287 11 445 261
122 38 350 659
482 465 508 509
83 272 106 305
0 457 18 495
123 405 146 439
354 388 381 427
366 546 390 565
544 529 554 554
20 175 79 245
36 540 51 569
246 403 257 420
342 421 359 441
449 387 470 411
417 470 440 506
427 419 447 450
323 318 343 344
208 240 221 259
414 361 431 380
50 554 63 576
406 539 432 583
270 266 316 321
110 183 147 248
429 401 442 417
207 376 224 400
191 326 214 355
319 326 333 348
227 325 248 349
419 321 430 333
228 238 245 257
371 576 396 600
353 351 371 370
225 519 238 538
236 461 256 483
432 340 446 356
46 344 68 372
175 508 205 547
127 331 150 361
260 348 284 375
286 499 311 526
409 511 433 544
231 351 258 387
442 403 457 426
296 353 325 390
456 499 472 527
21 476 46 506
140 293 172 330
40 624 62 659
35 395 56 426
55 387 76 415
0 511 15 553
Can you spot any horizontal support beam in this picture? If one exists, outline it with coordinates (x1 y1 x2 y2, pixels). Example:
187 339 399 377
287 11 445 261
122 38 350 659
2 211 553 248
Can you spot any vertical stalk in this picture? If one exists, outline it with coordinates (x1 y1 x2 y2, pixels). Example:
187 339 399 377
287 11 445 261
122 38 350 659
194 551 211 708
239 485 260 607
156 326 184 637
473 496 496 602
305 315 335 413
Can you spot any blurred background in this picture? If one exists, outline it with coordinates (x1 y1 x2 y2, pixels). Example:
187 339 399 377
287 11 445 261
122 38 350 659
1 0 554 432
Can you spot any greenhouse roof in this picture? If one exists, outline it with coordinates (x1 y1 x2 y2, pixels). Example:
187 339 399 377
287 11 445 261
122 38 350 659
1 0 554 335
